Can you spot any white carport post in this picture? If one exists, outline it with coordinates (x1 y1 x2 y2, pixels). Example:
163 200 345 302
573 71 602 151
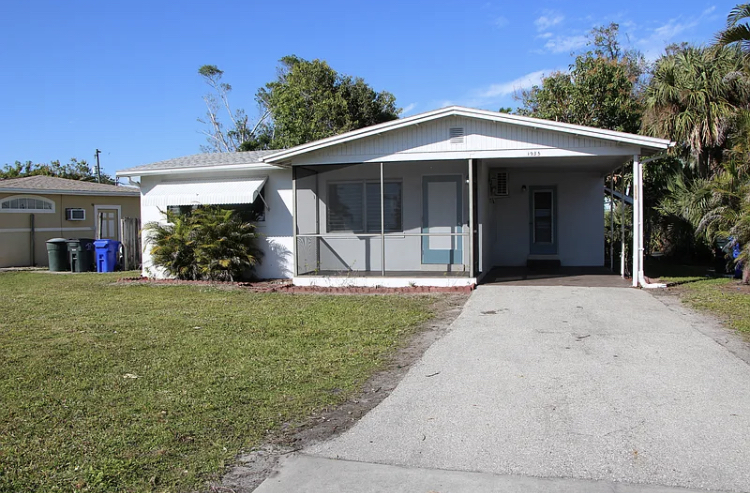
620 165 626 279
380 162 385 277
468 158 475 279
632 155 643 287
292 166 298 277
609 172 614 271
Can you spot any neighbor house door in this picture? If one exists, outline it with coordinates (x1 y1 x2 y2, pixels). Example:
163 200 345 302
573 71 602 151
529 187 556 255
422 175 463 264
96 207 120 240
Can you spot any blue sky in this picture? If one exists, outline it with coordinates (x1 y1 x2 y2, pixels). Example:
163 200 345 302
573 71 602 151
0 0 733 178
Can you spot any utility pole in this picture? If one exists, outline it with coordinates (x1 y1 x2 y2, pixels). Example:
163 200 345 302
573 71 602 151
94 149 102 183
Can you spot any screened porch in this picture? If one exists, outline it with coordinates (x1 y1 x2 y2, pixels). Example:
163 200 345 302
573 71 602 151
291 160 478 286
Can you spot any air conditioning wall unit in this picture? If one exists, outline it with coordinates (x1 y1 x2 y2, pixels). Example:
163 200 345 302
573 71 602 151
489 170 509 198
65 208 86 221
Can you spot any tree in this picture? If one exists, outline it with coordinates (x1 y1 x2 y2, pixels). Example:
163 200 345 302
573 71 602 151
717 4 750 53
1 158 115 184
641 45 750 177
518 24 645 133
145 207 263 281
252 56 400 150
197 65 269 153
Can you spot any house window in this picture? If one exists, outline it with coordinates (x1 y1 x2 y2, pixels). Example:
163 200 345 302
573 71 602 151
0 195 55 213
328 181 402 233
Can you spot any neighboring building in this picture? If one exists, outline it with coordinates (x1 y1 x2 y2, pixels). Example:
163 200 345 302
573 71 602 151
117 106 672 287
0 176 140 267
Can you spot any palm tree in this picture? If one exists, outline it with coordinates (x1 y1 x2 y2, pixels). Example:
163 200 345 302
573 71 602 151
641 45 750 178
144 209 200 280
191 207 263 281
694 161 750 282
717 4 750 53
145 207 264 281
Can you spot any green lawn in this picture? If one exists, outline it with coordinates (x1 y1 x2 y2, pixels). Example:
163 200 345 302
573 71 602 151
0 272 435 492
666 277 750 334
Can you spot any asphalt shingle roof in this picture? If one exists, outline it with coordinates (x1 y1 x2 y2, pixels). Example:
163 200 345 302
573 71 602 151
0 176 139 195
117 150 278 175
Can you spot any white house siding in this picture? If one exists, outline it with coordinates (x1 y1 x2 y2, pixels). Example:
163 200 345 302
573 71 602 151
296 160 470 273
289 116 631 166
490 170 604 267
139 168 294 280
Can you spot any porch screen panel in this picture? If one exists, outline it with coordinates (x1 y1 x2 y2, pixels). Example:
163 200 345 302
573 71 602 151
427 181 457 251
328 183 363 232
365 182 402 233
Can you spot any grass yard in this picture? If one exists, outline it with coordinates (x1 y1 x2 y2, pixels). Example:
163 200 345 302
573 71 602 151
665 277 750 334
0 272 435 492
648 258 750 334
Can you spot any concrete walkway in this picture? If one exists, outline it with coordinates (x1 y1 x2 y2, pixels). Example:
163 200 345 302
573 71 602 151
255 286 750 492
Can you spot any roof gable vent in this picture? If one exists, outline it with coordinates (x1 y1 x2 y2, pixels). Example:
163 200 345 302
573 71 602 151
449 127 465 143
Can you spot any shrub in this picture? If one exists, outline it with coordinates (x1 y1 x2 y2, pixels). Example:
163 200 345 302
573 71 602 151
145 207 263 281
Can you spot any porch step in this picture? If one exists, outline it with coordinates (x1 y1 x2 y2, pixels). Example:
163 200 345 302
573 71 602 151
526 257 561 269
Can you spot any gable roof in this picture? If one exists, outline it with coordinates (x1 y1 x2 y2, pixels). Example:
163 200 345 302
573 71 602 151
117 150 278 176
263 106 673 164
0 176 139 196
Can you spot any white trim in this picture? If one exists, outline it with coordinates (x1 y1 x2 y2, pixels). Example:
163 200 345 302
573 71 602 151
94 205 122 240
116 162 282 177
265 106 674 163
0 227 94 234
279 146 646 166
293 276 476 288
0 195 56 213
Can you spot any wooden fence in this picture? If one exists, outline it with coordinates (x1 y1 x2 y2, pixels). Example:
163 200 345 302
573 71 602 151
119 217 141 271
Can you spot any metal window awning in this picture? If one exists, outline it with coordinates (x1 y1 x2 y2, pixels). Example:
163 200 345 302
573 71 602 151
143 177 268 207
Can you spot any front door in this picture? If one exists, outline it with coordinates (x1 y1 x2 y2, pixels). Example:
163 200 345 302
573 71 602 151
97 208 119 240
529 187 556 255
422 175 463 264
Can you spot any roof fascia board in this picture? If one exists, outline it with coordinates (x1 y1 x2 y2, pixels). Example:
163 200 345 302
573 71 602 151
0 187 139 196
116 162 282 177
289 145 643 166
264 107 673 163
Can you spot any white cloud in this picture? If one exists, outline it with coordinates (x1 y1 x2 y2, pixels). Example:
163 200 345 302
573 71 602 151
534 10 564 31
652 18 698 40
537 32 553 39
544 34 588 54
401 103 417 115
495 16 509 28
633 6 721 59
477 69 551 99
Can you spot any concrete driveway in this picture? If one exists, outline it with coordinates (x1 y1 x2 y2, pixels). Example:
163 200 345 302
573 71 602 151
255 286 750 493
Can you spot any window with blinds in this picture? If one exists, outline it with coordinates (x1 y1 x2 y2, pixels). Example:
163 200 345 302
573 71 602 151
328 181 402 233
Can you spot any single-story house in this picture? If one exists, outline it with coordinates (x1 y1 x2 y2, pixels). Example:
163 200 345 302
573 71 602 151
117 106 672 287
0 176 140 268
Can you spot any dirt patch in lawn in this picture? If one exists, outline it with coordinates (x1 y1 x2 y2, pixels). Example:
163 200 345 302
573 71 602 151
651 285 750 360
212 293 469 493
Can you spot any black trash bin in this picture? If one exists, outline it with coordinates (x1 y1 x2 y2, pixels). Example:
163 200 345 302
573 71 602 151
67 238 96 272
46 238 70 272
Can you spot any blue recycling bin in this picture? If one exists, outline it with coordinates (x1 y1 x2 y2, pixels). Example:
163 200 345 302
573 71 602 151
733 241 742 279
94 239 120 273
